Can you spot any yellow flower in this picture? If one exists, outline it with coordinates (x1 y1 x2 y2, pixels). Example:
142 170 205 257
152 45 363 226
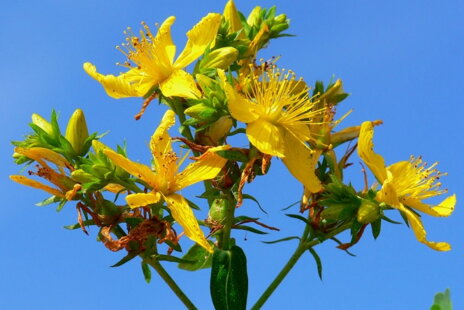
358 121 456 251
218 68 323 193
103 110 229 252
84 13 221 100
10 147 79 200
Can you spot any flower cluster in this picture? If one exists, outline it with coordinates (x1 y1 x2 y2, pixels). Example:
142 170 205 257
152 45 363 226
10 1 457 309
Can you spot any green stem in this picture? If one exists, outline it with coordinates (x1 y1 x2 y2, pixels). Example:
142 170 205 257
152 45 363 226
218 191 236 250
251 222 352 310
112 226 198 310
146 259 198 310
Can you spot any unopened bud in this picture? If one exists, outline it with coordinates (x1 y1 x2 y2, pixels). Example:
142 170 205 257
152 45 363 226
247 6 262 27
274 14 287 24
71 169 98 184
184 103 217 121
223 0 244 35
208 198 232 223
357 199 381 224
204 116 233 145
65 109 89 155
200 47 239 71
32 113 53 135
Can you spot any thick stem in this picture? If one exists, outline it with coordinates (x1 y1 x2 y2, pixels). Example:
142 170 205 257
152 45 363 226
146 259 198 310
217 191 236 250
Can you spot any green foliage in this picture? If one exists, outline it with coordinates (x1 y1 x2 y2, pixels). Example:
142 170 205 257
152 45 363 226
430 289 452 310
178 244 213 271
210 246 248 310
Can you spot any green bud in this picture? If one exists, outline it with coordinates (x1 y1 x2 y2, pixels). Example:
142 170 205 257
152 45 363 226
31 113 53 135
247 6 263 27
321 204 346 221
200 47 239 71
357 199 381 224
270 23 289 36
274 13 287 24
184 103 217 121
65 109 89 155
71 169 98 184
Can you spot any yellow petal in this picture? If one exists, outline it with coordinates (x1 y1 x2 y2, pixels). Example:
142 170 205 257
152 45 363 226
246 119 285 157
283 122 312 143
398 204 451 251
10 175 65 198
92 140 113 154
159 69 201 99
376 178 401 207
165 194 213 253
153 16 177 67
357 121 388 183
15 147 71 171
150 109 176 171
402 194 456 217
281 134 323 193
175 145 230 191
218 69 260 123
174 13 221 69
104 183 126 194
126 192 161 209
103 149 158 188
83 63 148 98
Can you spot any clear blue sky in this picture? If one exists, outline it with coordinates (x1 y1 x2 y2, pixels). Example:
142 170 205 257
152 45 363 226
2 0 463 309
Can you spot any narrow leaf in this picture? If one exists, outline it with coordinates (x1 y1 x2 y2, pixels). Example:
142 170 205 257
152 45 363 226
111 252 138 267
234 225 268 235
285 213 311 225
262 236 300 244
242 194 267 214
141 262 151 284
308 248 323 280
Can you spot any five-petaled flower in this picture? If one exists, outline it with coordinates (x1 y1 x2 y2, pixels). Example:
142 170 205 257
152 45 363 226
84 13 221 100
218 68 324 193
103 110 229 252
358 121 456 251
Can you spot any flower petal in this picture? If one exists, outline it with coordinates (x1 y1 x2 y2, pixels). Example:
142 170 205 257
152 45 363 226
103 149 158 188
150 110 176 172
10 175 65 198
175 145 229 191
246 119 285 157
398 203 451 251
153 16 177 67
15 147 72 171
83 63 149 98
281 134 323 193
165 193 213 253
402 194 456 217
218 70 260 123
358 121 388 183
159 69 201 99
126 192 161 209
174 13 221 69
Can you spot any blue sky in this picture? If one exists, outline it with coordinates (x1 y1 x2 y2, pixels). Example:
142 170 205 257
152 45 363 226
2 0 463 309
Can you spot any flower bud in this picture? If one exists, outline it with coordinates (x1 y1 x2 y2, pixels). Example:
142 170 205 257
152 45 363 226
31 113 53 135
223 0 244 35
184 103 217 121
208 198 232 223
202 116 233 145
274 13 287 24
247 6 262 27
357 199 381 224
65 109 89 155
71 169 98 184
199 47 239 71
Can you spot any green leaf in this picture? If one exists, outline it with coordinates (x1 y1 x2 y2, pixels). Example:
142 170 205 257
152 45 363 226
227 128 246 137
178 243 213 271
185 197 201 210
35 195 61 207
285 213 311 225
281 200 299 211
262 236 300 244
308 248 323 280
241 194 267 214
234 225 268 235
210 246 248 310
55 199 67 212
111 252 138 267
216 149 249 163
63 220 95 230
141 262 151 284
152 254 193 264
233 216 259 224
430 289 452 310
371 218 382 239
